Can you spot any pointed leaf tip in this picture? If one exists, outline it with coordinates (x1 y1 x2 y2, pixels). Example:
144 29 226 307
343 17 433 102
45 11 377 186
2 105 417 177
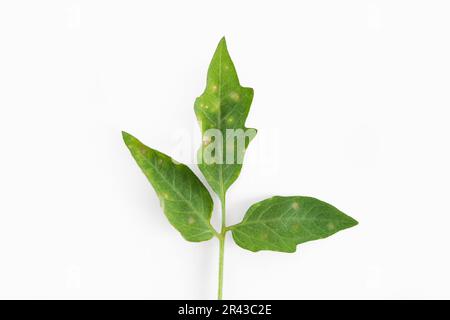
122 131 132 143
349 216 359 227
122 131 140 147
214 37 228 55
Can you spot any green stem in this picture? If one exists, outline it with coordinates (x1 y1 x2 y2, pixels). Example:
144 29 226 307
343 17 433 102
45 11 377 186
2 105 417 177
218 194 226 300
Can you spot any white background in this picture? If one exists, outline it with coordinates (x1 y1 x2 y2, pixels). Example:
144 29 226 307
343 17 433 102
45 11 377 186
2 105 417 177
1 1 449 299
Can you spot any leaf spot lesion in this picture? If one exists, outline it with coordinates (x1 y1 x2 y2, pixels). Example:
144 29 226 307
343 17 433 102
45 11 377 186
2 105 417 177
229 91 240 102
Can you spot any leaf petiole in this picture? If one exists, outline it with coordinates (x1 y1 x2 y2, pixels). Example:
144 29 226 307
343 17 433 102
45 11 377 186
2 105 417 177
218 194 226 300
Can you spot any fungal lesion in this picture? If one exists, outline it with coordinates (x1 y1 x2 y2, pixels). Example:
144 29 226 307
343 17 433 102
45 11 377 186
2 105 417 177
199 102 209 109
210 84 218 93
139 145 148 155
291 202 300 210
229 91 240 102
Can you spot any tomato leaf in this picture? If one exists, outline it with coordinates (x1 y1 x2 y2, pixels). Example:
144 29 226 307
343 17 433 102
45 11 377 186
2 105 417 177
229 196 358 252
194 37 256 199
123 132 216 242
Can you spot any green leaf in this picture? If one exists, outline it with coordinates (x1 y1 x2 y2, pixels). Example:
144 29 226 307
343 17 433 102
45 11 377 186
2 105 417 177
194 37 256 199
229 196 358 253
122 131 217 242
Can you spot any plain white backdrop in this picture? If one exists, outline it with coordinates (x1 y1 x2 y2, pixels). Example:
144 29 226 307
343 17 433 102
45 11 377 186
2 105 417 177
1 1 450 299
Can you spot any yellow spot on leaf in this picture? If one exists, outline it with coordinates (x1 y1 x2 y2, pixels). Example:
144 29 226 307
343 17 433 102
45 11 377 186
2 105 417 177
291 202 300 210
188 217 195 225
229 91 240 102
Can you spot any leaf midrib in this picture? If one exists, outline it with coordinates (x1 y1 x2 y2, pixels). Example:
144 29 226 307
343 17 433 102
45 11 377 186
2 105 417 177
230 215 345 229
217 44 225 199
